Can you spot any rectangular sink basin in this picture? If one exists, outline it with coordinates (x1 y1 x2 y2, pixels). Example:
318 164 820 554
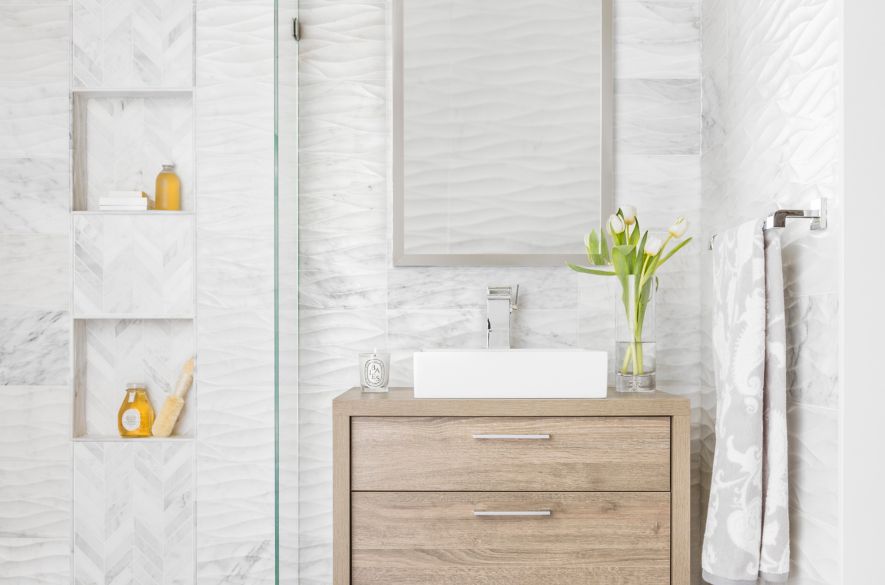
413 349 608 399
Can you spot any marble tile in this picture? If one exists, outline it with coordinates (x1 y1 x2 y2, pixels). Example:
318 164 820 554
0 386 70 539
195 3 278 583
0 4 69 83
0 234 69 310
0 538 70 585
388 308 485 352
196 536 274 585
73 214 195 316
73 0 193 88
0 158 69 234
196 304 275 389
0 83 69 159
615 154 702 230
298 190 387 272
196 431 274 540
615 79 701 155
615 0 700 79
299 268 387 311
0 309 68 386
73 442 195 585
511 309 579 349
785 294 839 408
298 310 386 389
387 267 580 311
787 402 839 585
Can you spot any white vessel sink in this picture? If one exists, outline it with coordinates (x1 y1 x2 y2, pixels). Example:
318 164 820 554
413 349 608 399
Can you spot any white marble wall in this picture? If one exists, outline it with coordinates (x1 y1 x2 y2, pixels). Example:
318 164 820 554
298 1 703 582
700 1 841 584
0 3 72 583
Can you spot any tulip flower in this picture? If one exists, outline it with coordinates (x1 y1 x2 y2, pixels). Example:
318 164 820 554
668 217 688 238
620 205 637 225
644 236 663 256
567 208 693 383
608 214 626 235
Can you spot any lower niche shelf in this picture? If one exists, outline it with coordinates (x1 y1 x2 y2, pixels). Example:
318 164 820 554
73 318 195 439
73 435 194 442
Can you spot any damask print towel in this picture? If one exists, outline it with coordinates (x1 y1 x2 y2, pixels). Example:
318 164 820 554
703 220 789 585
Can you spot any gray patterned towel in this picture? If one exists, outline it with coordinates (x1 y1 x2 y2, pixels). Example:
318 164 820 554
703 220 789 585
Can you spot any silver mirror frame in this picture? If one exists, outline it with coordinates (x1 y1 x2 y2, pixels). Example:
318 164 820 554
392 0 614 267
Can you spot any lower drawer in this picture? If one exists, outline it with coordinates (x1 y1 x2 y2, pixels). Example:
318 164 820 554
351 491 670 585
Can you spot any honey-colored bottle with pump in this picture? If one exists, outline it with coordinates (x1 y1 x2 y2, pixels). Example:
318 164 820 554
155 163 181 210
117 383 155 438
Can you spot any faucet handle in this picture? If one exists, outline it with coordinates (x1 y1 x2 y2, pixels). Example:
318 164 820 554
487 284 519 311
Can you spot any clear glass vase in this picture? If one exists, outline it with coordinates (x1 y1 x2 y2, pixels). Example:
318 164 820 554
615 275 656 392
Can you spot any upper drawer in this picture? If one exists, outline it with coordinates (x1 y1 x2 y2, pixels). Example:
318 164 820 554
351 416 670 491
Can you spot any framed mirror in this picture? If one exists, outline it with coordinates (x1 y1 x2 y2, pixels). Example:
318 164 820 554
393 0 613 266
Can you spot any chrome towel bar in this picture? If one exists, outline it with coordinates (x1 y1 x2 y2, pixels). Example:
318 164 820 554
709 198 827 250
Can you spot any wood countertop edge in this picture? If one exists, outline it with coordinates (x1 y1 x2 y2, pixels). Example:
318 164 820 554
333 387 691 417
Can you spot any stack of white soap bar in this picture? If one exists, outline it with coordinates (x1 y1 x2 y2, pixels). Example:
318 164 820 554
99 190 153 211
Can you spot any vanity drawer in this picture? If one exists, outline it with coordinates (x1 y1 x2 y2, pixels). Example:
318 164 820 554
352 491 670 585
351 416 670 491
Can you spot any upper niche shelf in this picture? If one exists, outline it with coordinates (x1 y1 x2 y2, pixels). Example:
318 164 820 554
72 90 194 212
72 87 194 98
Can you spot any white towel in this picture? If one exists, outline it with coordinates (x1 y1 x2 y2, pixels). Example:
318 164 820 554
703 220 790 585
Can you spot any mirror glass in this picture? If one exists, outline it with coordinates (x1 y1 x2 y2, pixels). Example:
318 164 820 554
394 0 612 265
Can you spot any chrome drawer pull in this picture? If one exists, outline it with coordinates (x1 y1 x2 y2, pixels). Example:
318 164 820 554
473 510 552 517
471 433 550 440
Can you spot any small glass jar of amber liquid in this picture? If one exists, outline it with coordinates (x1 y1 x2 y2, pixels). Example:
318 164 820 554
117 383 155 438
155 163 181 210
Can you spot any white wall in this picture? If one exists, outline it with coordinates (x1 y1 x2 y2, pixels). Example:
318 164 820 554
700 1 842 584
297 1 704 582
842 2 885 584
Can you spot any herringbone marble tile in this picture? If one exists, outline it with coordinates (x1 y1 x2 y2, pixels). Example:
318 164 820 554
73 442 194 585
73 214 194 317
73 0 193 88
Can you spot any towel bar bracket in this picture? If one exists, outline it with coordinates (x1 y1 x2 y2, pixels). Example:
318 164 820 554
710 198 827 250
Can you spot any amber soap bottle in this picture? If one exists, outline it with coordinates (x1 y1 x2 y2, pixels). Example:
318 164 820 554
155 163 181 210
117 383 155 438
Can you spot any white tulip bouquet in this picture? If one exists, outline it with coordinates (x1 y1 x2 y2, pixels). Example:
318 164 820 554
568 206 692 384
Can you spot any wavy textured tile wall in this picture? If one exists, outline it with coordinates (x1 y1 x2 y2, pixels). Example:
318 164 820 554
195 2 277 583
298 0 703 582
0 3 71 581
700 0 841 583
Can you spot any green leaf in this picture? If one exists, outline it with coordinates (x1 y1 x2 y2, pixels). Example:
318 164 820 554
656 236 693 269
636 230 649 274
566 262 616 276
600 234 611 263
612 244 635 274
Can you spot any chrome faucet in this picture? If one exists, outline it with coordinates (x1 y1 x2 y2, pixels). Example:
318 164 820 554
487 285 518 349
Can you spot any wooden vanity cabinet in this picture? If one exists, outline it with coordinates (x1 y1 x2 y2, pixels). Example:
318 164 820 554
333 388 690 585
